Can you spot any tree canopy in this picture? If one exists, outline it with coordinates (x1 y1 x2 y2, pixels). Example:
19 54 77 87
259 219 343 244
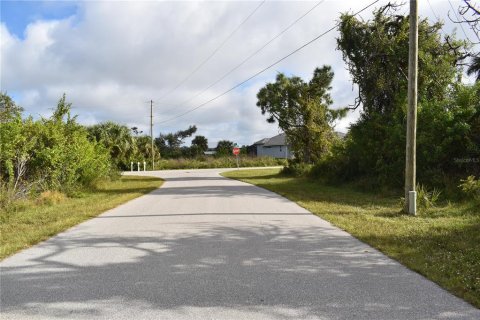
256 66 342 163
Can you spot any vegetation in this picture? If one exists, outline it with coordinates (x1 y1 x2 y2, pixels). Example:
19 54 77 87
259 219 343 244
254 4 479 203
215 140 235 157
256 66 343 164
155 125 198 159
0 175 163 259
223 168 480 308
1 94 112 208
154 156 286 170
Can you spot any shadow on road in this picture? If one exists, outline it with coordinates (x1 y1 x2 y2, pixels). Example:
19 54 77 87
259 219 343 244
2 223 476 319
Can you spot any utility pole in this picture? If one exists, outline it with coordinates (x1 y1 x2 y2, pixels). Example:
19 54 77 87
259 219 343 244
150 100 154 170
405 0 418 215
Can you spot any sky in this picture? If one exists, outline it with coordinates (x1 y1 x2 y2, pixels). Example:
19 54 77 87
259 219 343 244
1 0 478 147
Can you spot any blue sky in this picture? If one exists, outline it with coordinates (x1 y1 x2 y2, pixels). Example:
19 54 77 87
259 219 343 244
1 0 78 39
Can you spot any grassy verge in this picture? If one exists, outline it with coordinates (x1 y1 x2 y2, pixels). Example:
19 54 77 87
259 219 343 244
222 168 480 308
155 156 286 170
0 175 163 260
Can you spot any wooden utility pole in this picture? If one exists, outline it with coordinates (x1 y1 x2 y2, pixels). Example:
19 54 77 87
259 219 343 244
150 100 154 170
405 0 418 215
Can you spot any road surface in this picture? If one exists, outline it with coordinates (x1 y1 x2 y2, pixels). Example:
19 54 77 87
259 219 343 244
1 168 479 319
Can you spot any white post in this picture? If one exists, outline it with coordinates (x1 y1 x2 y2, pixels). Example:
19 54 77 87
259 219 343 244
130 162 133 172
137 162 140 172
143 161 146 171
409 191 417 215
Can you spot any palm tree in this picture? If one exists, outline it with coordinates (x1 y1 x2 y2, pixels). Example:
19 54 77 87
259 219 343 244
467 55 480 82
87 122 137 169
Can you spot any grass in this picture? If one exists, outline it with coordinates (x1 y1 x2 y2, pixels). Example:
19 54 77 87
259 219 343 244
222 168 480 308
0 175 163 260
155 156 286 170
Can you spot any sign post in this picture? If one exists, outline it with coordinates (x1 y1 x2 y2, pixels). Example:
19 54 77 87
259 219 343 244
232 147 240 169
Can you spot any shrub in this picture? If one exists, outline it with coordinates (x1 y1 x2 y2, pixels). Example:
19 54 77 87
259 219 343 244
36 191 66 206
281 160 313 177
459 176 480 201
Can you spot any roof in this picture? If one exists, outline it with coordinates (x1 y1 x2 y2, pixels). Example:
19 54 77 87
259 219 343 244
264 133 286 147
253 138 269 145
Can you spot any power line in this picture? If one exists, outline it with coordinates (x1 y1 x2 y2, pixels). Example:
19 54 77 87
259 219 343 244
157 0 327 115
156 0 266 102
157 0 382 125
448 0 473 42
426 0 440 21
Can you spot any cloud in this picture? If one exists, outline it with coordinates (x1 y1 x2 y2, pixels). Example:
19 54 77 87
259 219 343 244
1 0 476 146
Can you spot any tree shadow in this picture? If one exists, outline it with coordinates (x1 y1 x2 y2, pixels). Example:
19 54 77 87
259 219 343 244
2 223 478 319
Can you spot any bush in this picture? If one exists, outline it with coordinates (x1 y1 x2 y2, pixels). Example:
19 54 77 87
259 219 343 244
0 94 113 207
281 160 312 177
459 176 480 201
36 191 66 206
153 156 286 170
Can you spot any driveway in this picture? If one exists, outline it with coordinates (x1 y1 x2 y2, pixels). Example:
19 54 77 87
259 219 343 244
1 168 479 319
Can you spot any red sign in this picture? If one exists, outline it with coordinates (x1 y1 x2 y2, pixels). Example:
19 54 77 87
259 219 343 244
232 147 240 155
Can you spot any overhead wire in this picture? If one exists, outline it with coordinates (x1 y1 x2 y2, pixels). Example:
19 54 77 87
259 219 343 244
156 0 266 102
447 0 475 42
157 0 383 125
157 0 327 115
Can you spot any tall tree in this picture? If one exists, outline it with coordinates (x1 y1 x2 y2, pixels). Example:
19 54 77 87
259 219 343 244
216 140 235 156
335 3 471 187
256 66 342 163
87 122 137 169
155 125 197 158
191 135 208 156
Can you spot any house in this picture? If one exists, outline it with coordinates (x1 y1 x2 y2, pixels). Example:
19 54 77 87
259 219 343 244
252 131 346 159
203 148 217 156
253 133 293 159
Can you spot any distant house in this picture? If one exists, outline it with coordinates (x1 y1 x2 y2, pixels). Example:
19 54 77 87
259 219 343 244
203 148 217 156
252 131 346 159
253 133 293 159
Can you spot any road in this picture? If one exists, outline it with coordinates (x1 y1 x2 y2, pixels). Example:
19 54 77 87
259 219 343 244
1 168 479 319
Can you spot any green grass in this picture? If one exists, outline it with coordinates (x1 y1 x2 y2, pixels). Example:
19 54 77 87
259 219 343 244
155 156 286 170
222 168 480 308
0 175 163 260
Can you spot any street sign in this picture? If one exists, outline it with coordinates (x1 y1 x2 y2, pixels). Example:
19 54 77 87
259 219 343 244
232 147 240 155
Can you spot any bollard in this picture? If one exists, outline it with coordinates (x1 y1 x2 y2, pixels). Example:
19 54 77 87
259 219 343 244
130 162 133 172
143 161 146 171
408 191 417 215
137 162 140 172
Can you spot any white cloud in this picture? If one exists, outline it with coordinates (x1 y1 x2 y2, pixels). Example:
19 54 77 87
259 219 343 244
1 0 476 146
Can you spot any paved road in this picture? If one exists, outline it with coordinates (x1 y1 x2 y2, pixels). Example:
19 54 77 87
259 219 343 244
1 168 479 319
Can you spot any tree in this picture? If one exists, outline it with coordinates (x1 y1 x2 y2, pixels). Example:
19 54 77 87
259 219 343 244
332 3 472 188
87 121 137 169
155 125 197 158
216 140 235 156
467 55 480 81
191 135 208 156
256 66 342 163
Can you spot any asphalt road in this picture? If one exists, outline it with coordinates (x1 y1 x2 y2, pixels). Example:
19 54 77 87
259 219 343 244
1 168 479 320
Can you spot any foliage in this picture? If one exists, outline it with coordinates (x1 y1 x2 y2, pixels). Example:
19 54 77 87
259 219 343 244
154 156 286 170
281 161 312 177
459 175 480 200
155 125 197 158
87 122 138 170
215 140 235 157
256 66 343 163
191 135 209 156
399 184 442 213
327 4 475 190
467 55 480 81
0 94 112 207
